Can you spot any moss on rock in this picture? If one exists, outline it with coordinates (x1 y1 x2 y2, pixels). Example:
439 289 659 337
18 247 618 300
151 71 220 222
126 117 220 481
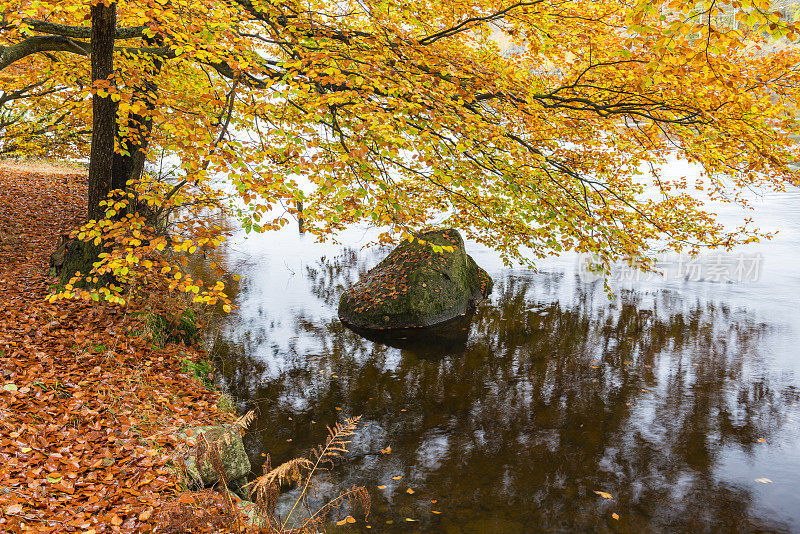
181 425 251 488
338 229 492 329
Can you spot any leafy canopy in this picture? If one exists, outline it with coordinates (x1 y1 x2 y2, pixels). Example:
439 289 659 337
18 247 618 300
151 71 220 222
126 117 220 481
1 0 799 304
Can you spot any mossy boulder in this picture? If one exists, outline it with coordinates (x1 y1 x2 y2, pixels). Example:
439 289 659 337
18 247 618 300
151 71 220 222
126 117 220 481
338 229 492 330
181 425 251 488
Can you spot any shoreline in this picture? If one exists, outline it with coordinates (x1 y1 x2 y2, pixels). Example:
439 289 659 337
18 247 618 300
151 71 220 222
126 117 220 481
0 162 234 532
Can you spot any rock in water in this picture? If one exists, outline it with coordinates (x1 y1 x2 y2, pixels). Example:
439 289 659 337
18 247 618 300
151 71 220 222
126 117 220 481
338 229 493 329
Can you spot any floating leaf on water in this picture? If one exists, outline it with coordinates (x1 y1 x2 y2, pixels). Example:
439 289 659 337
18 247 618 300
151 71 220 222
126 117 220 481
612 513 620 520
593 490 613 499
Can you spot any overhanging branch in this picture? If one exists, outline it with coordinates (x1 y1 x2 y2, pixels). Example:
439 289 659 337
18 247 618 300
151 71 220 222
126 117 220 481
0 35 89 71
15 19 146 40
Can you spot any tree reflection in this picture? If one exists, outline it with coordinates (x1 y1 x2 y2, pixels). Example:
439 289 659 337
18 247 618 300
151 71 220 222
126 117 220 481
210 249 797 533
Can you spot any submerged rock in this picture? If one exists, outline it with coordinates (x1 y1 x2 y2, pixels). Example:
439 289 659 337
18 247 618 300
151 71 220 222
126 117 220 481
338 229 492 329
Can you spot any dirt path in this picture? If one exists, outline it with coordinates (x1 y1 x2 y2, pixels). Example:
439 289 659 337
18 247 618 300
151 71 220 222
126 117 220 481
0 163 228 533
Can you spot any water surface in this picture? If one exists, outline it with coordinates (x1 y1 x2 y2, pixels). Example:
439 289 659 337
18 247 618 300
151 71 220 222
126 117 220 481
209 159 800 533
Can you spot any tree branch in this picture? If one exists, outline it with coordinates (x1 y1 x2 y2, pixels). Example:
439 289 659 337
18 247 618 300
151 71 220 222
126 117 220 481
15 19 146 40
417 2 543 45
0 35 89 71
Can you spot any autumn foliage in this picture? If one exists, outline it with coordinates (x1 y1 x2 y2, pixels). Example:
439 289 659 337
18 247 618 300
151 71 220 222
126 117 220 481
1 0 799 300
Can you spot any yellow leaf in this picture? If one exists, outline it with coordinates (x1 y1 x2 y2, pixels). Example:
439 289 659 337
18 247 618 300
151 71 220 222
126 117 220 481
755 478 772 483
593 491 613 499
392 475 403 480
406 488 414 494
377 485 386 489
612 513 620 520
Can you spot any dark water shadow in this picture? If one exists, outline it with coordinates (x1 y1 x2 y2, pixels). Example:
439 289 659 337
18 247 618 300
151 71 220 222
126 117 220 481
207 248 800 533
341 313 473 358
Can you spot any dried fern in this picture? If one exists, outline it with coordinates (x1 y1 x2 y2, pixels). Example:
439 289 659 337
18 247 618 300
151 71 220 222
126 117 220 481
166 413 368 533
247 454 313 530
297 485 371 532
231 410 256 436
280 416 362 530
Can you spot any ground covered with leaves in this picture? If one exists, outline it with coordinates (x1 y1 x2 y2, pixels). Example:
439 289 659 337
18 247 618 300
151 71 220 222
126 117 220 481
0 163 230 532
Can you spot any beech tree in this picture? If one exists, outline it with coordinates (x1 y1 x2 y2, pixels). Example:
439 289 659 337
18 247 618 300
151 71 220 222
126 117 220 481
1 0 799 306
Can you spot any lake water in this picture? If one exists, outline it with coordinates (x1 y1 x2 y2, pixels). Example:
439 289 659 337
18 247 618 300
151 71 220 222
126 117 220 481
208 158 800 532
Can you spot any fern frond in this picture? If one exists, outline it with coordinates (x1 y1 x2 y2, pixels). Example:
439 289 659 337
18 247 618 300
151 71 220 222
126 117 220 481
298 485 371 532
234 409 256 432
311 416 361 468
281 416 362 530
220 409 255 445
249 456 312 496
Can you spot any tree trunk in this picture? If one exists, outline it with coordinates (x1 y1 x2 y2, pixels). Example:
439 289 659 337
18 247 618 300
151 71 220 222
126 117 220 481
87 1 117 222
59 3 117 284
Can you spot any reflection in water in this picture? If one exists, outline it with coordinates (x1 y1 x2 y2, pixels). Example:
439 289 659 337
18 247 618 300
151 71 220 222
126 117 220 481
209 246 800 533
